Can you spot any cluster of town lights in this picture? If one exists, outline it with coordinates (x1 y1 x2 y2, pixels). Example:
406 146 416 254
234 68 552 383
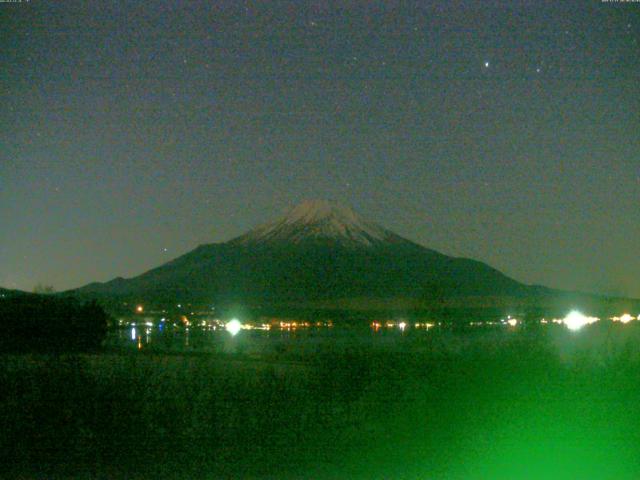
130 304 639 336
369 312 639 333
371 321 435 330
556 311 639 331
611 313 638 324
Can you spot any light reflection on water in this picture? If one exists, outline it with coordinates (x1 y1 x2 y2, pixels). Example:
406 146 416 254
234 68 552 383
106 324 425 354
103 321 640 370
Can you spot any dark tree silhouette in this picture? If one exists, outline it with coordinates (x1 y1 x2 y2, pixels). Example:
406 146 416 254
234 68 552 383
0 294 108 352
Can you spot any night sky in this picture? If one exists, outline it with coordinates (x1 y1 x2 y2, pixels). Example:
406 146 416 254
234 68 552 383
2 1 639 297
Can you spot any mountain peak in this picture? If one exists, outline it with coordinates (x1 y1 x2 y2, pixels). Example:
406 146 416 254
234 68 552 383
282 200 361 224
230 200 402 247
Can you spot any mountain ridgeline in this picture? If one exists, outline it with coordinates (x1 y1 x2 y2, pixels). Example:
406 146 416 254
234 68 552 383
75 200 562 310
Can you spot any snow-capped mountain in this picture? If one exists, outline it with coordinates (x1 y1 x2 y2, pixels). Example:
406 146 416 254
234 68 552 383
75 200 556 310
231 200 404 247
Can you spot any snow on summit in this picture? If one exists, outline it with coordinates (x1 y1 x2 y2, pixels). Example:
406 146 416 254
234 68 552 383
232 200 401 246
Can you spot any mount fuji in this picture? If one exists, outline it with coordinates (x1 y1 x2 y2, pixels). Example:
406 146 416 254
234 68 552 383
230 200 404 247
76 200 555 310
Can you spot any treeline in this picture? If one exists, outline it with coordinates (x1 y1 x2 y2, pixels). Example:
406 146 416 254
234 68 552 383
0 294 108 352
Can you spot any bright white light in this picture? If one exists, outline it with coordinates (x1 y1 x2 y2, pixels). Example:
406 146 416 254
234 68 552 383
225 319 242 336
507 318 518 327
131 327 136 340
613 313 634 324
563 311 599 331
484 61 490 68
398 321 407 331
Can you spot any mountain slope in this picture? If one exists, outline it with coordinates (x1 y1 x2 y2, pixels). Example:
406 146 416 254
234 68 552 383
76 200 550 307
231 200 405 247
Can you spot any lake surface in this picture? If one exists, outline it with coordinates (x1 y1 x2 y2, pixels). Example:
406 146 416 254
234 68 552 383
104 318 640 368
105 322 435 355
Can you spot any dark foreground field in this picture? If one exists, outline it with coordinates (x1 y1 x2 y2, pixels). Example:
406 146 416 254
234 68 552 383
2 325 640 479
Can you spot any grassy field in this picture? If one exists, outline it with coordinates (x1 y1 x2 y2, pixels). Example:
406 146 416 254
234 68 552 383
2 324 640 479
